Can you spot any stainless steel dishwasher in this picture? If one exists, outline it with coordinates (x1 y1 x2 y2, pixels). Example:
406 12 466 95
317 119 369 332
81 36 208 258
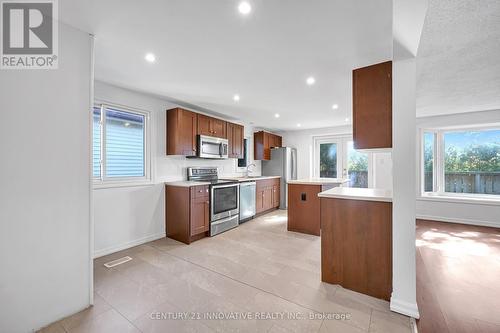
239 181 256 223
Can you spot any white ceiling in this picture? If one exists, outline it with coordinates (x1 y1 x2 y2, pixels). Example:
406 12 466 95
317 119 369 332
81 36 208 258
60 0 392 130
60 1 499 130
416 0 500 117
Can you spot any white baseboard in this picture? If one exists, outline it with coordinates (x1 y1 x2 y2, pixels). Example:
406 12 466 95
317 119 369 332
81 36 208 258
93 232 166 258
390 297 420 319
416 214 500 229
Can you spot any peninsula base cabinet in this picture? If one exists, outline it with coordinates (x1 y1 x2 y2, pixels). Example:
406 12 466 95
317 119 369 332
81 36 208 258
255 178 280 215
165 185 209 244
287 184 321 236
320 197 392 301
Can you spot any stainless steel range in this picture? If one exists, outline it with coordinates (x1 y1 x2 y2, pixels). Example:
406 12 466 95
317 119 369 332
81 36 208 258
187 167 239 236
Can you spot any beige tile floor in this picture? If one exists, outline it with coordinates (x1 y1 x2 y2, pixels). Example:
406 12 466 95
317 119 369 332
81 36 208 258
40 210 413 333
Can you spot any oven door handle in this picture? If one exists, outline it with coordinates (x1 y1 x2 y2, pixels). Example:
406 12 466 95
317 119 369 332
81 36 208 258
212 183 240 189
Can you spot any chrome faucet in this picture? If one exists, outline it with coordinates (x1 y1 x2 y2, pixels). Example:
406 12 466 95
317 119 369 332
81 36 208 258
246 163 256 177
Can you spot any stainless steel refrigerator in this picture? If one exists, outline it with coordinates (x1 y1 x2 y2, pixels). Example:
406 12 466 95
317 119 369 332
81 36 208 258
262 147 297 209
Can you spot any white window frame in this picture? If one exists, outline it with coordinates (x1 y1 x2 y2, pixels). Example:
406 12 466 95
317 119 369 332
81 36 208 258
419 125 500 202
313 135 374 187
93 102 153 189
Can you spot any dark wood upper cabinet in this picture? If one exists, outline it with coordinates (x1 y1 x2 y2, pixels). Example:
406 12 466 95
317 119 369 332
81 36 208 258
352 61 392 149
254 131 282 160
167 109 242 156
197 114 212 137
166 108 197 156
197 114 226 139
227 122 244 159
211 118 226 138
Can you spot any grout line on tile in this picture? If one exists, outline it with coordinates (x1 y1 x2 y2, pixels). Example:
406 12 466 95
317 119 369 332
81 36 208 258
160 248 328 316
367 308 373 332
93 288 145 332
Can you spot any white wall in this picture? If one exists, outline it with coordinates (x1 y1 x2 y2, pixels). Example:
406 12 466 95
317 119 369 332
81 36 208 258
281 125 393 189
0 24 92 332
93 81 262 257
416 110 500 228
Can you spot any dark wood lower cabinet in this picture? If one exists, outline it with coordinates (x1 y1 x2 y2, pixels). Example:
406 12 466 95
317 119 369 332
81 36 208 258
190 196 210 236
165 185 209 244
255 178 280 215
320 197 392 301
287 184 321 236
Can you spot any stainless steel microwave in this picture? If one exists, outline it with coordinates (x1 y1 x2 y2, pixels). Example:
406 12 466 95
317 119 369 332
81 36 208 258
197 135 229 159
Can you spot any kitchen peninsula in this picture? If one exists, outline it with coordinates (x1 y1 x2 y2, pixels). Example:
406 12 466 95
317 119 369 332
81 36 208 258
319 187 393 300
287 178 349 236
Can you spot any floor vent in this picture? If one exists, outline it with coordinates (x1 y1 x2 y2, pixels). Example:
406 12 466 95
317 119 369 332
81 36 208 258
103 256 132 268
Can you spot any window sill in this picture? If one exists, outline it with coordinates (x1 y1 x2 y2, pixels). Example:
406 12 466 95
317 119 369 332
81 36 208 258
418 193 500 206
93 180 154 190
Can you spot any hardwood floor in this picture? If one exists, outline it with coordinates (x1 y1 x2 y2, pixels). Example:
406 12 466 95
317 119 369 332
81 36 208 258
416 219 500 333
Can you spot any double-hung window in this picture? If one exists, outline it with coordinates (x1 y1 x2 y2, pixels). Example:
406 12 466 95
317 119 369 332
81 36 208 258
313 136 372 188
93 103 151 187
421 127 500 198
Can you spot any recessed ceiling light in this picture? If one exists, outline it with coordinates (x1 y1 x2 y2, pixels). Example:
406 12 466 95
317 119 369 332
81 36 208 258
345 117 350 122
124 122 130 127
332 104 339 110
275 113 280 118
145 53 156 63
233 94 240 102
297 123 301 127
306 77 315 86
238 1 252 15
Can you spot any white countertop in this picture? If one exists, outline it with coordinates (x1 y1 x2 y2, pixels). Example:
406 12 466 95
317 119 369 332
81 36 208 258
165 181 211 187
318 187 393 202
165 175 280 187
287 178 349 185
222 176 281 182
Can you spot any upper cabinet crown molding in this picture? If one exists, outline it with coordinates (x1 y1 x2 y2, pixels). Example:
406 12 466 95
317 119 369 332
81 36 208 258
352 61 392 150
254 131 282 160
